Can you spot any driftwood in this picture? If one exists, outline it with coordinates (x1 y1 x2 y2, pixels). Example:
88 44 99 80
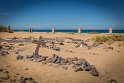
32 36 46 55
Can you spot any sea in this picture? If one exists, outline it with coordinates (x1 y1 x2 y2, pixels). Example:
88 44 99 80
14 30 124 33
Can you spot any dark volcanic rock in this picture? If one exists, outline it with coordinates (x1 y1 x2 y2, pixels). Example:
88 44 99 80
16 55 24 60
0 45 2 50
53 46 60 51
73 59 87 65
74 66 83 72
20 77 38 83
106 46 113 50
0 50 9 56
72 59 99 76
90 66 99 76
18 43 24 46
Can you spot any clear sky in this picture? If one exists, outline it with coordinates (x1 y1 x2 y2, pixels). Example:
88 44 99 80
0 0 124 30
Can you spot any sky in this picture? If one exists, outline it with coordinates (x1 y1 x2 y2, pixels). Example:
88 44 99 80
0 0 124 30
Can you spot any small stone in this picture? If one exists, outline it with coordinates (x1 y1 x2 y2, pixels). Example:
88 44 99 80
73 66 83 72
4 71 9 73
106 46 113 50
18 44 24 46
16 55 24 60
90 68 99 76
0 69 3 72
25 68 29 70
11 79 16 82
16 73 19 75
53 46 60 51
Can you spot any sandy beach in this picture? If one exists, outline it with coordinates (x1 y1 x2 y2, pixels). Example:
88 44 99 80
0 32 124 83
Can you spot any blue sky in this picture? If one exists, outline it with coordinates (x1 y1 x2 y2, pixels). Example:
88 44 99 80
0 0 124 30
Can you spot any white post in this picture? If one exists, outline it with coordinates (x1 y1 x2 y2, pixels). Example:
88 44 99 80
109 27 112 34
78 27 81 34
52 27 55 33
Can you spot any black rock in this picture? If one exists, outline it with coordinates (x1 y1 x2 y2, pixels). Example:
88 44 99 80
18 43 24 46
0 69 3 72
0 51 9 56
41 56 48 61
20 77 37 83
72 57 78 61
106 46 113 50
16 55 24 60
53 46 60 51
73 66 83 72
11 79 16 82
0 45 2 50
73 59 87 65
83 65 92 71
90 67 99 76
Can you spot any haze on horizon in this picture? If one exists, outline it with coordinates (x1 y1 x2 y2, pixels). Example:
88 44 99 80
0 0 124 30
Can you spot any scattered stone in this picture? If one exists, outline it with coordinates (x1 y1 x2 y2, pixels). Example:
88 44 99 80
20 77 38 83
4 71 9 74
72 59 99 76
89 66 99 76
106 46 113 50
11 79 16 82
0 74 10 80
16 55 24 60
75 40 88 48
42 61 47 64
0 45 2 50
0 69 3 72
2 45 15 50
18 43 24 46
53 46 60 51
0 50 9 56
59 42 64 45
25 68 29 70
74 66 83 72
16 74 19 75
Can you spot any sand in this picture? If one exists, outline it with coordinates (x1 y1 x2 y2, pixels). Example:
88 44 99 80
0 32 124 83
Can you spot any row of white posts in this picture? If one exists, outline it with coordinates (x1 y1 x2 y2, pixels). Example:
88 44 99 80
29 27 113 34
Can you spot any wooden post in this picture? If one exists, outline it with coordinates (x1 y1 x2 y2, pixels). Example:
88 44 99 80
109 27 112 34
52 27 55 33
29 28 32 33
7 26 11 32
78 27 81 34
7 26 13 33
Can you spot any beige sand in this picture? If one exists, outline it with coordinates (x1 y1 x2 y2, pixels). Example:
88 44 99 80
0 32 124 83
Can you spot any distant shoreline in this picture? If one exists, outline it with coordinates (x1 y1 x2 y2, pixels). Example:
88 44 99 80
14 30 124 33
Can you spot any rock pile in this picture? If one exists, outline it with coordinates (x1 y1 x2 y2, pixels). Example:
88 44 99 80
0 50 9 56
73 59 99 76
16 54 99 76
75 40 101 50
20 77 38 83
0 67 38 83
0 44 14 56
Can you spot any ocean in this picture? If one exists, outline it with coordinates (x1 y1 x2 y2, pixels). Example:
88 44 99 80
14 30 124 33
